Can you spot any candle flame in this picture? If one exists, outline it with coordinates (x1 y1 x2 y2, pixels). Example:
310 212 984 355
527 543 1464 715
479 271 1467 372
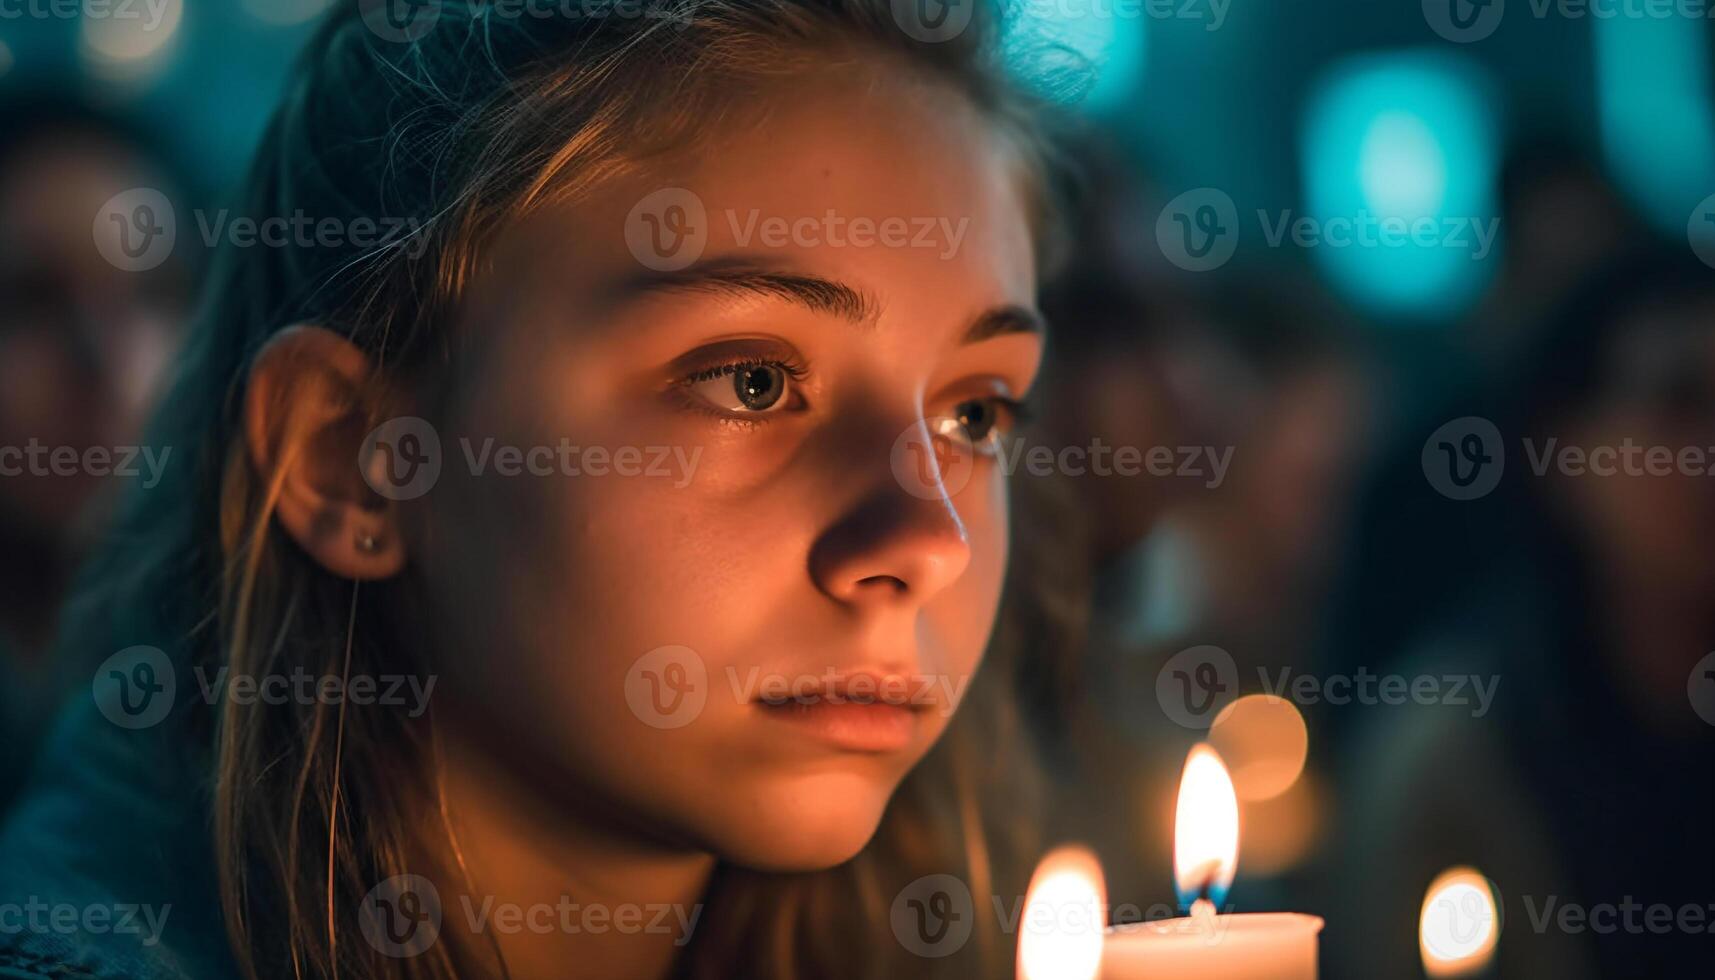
1173 744 1239 910
1419 867 1499 976
1017 845 1105 980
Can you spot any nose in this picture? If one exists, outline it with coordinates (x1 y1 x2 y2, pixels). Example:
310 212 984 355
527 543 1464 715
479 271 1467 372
809 477 973 609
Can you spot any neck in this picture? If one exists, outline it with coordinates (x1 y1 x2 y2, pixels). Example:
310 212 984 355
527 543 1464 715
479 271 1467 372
428 735 715 980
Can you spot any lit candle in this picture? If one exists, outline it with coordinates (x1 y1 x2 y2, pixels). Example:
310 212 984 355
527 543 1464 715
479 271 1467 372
1419 867 1499 977
1101 744 1324 979
1017 845 1107 980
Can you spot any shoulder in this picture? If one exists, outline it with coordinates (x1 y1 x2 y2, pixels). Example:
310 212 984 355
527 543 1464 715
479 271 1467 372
0 699 233 980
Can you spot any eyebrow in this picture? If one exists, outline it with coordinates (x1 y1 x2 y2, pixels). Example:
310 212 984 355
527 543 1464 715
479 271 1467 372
618 259 1046 345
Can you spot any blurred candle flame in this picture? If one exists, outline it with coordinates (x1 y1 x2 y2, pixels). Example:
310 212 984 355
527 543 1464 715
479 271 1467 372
1419 867 1499 976
1017 845 1105 980
1174 744 1239 910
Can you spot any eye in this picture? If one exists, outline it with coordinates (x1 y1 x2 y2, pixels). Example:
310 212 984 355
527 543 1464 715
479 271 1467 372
940 395 1026 456
683 361 800 415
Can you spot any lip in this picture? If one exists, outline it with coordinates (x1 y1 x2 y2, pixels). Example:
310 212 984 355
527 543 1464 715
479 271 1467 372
755 698 922 753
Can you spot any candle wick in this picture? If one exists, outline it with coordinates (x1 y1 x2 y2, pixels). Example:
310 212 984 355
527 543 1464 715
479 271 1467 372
1190 898 1218 933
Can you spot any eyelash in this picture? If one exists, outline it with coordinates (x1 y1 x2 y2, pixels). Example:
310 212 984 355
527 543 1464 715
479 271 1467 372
671 355 1033 444
672 356 810 426
680 356 809 386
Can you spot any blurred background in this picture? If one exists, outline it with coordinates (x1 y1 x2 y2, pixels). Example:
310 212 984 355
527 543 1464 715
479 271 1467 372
2 0 1714 977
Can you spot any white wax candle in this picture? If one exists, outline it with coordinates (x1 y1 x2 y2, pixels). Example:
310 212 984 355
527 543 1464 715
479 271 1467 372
1102 900 1324 979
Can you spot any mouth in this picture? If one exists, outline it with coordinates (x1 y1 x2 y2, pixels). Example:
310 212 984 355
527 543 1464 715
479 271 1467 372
753 676 933 753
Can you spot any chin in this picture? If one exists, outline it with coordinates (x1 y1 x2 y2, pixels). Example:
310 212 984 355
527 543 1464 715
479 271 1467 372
706 770 903 872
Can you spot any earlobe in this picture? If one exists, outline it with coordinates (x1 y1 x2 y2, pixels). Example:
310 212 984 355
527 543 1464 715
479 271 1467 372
245 325 408 581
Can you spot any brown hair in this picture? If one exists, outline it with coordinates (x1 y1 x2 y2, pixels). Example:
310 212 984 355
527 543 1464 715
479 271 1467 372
71 2 1079 977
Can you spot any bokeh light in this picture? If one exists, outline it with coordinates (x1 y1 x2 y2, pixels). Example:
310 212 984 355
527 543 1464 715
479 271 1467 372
1300 50 1500 321
1594 10 1715 237
1419 867 1500 977
1208 694 1309 802
79 0 184 83
1005 0 1147 112
1017 845 1107 980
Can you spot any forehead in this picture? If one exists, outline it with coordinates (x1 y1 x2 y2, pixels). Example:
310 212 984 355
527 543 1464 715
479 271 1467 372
464 64 1044 359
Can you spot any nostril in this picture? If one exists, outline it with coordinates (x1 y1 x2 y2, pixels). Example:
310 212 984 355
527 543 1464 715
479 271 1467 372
856 574 909 593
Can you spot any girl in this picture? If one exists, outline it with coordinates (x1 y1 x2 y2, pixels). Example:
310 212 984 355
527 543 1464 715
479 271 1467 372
0 0 1078 977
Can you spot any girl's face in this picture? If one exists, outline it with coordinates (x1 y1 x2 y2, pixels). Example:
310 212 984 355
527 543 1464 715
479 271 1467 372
409 67 1043 869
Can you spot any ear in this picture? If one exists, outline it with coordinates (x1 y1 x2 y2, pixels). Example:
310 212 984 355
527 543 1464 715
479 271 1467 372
245 325 408 580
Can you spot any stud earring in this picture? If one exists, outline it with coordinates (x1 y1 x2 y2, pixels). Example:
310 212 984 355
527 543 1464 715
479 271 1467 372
356 532 379 553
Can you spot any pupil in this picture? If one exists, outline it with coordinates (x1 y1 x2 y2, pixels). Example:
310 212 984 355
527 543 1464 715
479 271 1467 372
736 366 783 409
959 400 993 440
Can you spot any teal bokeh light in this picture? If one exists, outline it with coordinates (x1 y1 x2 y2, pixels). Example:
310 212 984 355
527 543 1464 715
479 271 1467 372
1594 12 1715 238
1300 51 1501 321
1004 0 1148 112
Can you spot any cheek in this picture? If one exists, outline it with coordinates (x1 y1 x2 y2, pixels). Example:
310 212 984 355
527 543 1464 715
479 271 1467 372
930 470 1010 685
